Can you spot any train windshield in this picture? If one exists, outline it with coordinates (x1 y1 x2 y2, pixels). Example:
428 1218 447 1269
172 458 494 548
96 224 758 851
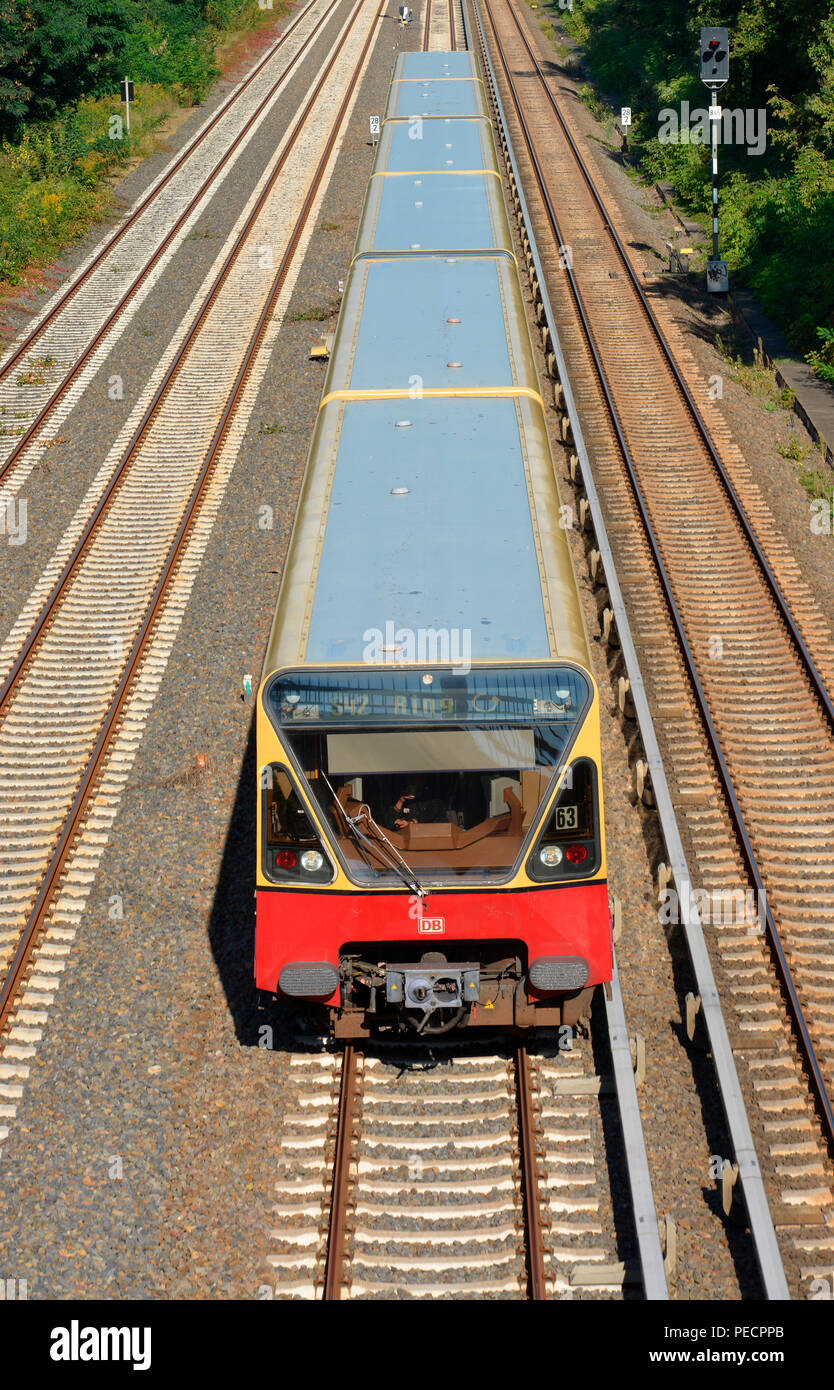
267 667 592 883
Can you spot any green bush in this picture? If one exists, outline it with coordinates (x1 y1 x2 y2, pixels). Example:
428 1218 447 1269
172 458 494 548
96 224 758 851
122 5 219 106
807 326 834 384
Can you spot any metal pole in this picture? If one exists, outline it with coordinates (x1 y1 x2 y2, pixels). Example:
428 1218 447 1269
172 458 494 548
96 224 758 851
710 89 718 260
124 76 130 137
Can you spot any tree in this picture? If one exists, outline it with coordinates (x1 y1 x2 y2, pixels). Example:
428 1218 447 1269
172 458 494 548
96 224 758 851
0 0 133 138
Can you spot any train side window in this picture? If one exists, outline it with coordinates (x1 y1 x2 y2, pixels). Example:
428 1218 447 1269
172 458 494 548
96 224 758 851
527 759 600 881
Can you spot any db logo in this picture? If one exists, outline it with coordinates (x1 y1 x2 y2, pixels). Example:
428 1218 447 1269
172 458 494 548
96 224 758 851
417 917 445 935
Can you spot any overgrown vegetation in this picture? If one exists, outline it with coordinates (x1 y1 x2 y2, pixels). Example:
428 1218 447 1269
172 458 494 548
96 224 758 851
776 434 806 460
0 85 174 285
713 332 795 411
799 458 834 508
0 0 286 292
541 0 834 375
286 299 341 323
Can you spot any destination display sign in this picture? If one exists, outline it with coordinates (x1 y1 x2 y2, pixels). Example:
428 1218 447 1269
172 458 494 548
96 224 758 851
269 667 590 726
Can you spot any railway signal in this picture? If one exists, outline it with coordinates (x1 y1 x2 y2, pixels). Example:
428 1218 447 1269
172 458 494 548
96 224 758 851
699 28 729 294
700 27 729 87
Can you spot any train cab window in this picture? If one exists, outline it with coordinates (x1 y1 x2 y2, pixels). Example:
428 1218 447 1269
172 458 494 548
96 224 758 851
266 667 594 886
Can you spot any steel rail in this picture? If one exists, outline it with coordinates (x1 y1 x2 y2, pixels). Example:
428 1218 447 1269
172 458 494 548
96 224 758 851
323 1045 359 1300
499 0 834 738
424 0 432 49
515 1045 547 1298
0 0 337 488
0 0 386 1035
0 0 366 721
468 0 790 1298
0 0 320 387
605 950 669 1299
449 0 457 48
479 0 834 1158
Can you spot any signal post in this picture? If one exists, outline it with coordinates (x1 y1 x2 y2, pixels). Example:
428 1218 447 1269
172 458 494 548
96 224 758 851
700 27 729 293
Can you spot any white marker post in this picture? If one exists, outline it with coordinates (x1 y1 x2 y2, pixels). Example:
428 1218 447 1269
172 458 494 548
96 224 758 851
620 105 631 154
120 77 134 137
369 114 380 147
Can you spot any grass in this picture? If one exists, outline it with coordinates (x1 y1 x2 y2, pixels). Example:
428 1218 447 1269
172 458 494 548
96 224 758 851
522 0 581 74
15 354 56 385
286 299 341 324
776 435 806 461
578 83 610 126
545 0 834 360
713 334 795 413
798 457 834 508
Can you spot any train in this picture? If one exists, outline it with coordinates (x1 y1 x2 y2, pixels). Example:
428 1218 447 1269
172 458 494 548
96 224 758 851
254 49 611 1037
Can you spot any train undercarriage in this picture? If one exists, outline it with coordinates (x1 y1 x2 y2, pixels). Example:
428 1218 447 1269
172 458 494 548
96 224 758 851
330 941 594 1038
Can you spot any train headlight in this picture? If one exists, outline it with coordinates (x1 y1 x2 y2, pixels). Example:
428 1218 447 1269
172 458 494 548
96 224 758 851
300 850 325 873
539 845 563 868
565 844 588 864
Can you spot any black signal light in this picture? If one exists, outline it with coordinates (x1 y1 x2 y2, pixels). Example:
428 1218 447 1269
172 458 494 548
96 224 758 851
700 27 729 86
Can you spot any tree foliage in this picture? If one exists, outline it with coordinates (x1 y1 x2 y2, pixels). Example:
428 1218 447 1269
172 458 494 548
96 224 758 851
0 0 256 139
563 0 834 354
0 1 134 132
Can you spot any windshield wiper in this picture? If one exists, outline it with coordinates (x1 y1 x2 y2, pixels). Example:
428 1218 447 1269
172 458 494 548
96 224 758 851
319 772 425 899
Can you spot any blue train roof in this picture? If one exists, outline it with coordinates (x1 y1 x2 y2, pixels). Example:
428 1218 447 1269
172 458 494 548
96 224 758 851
324 256 538 394
355 172 510 256
304 397 550 664
386 78 487 119
393 52 478 80
380 116 494 173
261 54 591 676
340 258 510 390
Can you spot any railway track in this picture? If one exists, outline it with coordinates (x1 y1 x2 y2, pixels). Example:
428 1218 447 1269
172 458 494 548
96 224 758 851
0 0 387 1118
423 0 461 51
473 0 834 1292
0 0 342 498
266 986 669 1300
